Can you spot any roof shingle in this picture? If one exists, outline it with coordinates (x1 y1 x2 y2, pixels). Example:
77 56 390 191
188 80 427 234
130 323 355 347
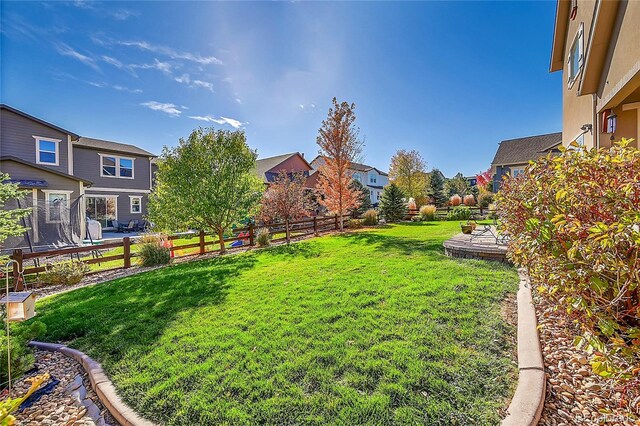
491 132 562 166
75 137 156 157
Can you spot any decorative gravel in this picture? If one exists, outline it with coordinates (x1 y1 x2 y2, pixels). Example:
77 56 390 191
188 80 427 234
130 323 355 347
12 349 117 426
535 294 639 426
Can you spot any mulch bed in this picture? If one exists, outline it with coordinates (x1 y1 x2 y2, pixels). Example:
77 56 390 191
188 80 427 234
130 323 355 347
534 293 639 426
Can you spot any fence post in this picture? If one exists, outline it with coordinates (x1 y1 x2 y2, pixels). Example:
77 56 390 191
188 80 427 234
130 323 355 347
334 214 338 230
123 237 131 268
285 219 290 243
480 206 483 216
199 230 205 255
313 216 318 236
249 223 254 246
12 249 24 291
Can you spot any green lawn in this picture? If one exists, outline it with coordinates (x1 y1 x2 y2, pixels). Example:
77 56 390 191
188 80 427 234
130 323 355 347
30 222 517 425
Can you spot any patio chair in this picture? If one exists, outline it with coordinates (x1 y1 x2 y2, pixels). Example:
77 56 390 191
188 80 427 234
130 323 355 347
118 220 138 233
136 220 150 232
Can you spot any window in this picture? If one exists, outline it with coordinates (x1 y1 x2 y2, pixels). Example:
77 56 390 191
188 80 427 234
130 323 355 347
130 196 142 214
512 168 526 177
370 176 377 184
44 191 71 223
568 23 584 87
34 137 60 165
100 155 134 178
376 191 381 201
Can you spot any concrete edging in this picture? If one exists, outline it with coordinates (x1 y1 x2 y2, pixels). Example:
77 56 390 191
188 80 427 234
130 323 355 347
29 341 156 426
501 269 546 426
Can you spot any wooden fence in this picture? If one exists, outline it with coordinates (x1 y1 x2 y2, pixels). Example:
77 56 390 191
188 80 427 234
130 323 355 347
406 206 491 219
8 214 352 291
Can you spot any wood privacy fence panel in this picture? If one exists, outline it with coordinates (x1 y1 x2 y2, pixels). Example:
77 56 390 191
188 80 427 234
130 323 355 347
8 214 351 290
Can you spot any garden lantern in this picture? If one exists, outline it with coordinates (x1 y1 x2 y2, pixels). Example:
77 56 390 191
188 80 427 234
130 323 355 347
0 291 36 322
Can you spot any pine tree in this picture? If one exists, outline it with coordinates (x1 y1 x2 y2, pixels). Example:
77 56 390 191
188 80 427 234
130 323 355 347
349 179 372 216
379 183 407 222
426 168 447 206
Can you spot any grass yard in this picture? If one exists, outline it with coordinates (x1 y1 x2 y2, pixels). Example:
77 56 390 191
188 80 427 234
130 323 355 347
29 222 518 425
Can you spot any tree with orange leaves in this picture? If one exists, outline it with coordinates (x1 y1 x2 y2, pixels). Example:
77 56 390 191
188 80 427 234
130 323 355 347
316 98 363 231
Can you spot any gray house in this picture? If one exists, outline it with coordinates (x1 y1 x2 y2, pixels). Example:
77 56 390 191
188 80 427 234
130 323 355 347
491 132 562 192
0 104 155 251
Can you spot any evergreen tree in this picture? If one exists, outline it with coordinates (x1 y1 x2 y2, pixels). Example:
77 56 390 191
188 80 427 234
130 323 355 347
349 179 372 216
379 183 407 222
426 168 447 206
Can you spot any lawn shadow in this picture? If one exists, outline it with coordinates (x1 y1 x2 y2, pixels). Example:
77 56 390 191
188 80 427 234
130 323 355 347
338 230 446 257
34 252 260 363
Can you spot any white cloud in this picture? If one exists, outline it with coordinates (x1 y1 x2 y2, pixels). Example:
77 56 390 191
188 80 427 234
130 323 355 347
130 59 173 74
299 104 304 109
111 9 138 21
119 40 222 65
192 79 214 91
55 42 100 71
101 55 125 69
141 101 182 117
235 98 242 104
113 85 143 94
174 74 214 92
188 115 245 129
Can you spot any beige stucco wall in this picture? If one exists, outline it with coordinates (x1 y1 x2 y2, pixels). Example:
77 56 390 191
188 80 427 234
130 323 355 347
597 1 640 107
562 0 597 148
560 0 640 149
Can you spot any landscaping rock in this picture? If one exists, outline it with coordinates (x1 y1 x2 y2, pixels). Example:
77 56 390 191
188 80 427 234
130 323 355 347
534 293 638 425
12 349 119 426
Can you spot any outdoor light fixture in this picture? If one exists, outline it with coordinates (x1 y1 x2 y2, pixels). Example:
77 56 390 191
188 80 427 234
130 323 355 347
2 260 36 396
606 109 617 135
1 291 36 322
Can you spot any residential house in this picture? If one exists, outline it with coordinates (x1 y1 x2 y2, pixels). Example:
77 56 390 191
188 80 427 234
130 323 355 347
254 152 315 188
310 156 389 206
0 104 155 250
73 137 155 230
550 0 639 149
490 132 563 192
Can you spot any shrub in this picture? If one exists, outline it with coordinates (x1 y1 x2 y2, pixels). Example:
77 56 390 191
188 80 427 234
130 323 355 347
419 205 437 221
39 261 89 286
0 320 46 385
449 194 462 206
478 192 494 209
362 209 378 226
349 219 364 229
256 227 271 247
463 194 476 206
497 139 640 380
446 206 472 221
138 234 171 267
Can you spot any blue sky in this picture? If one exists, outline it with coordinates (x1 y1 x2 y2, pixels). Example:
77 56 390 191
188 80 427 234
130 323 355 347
1 1 561 177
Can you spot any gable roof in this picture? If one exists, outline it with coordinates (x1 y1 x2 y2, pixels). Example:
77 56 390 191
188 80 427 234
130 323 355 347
491 132 563 166
310 155 388 176
75 137 156 157
0 104 80 139
0 156 93 185
255 152 311 182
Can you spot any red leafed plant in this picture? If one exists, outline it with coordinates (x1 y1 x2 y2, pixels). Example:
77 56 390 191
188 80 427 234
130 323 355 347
476 168 492 189
316 98 363 230
497 139 640 390
259 170 313 224
449 194 462 206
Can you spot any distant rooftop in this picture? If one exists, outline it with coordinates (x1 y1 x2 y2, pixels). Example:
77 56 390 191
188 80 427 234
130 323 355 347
491 132 562 166
310 155 388 176
75 137 156 157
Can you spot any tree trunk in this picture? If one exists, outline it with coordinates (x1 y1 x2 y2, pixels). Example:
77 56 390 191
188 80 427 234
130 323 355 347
218 229 226 253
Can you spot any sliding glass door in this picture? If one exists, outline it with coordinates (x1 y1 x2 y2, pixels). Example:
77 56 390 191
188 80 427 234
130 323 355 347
85 196 117 229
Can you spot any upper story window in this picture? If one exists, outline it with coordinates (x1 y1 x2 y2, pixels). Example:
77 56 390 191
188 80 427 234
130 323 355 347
129 195 142 213
568 23 584 87
34 136 60 166
369 175 377 184
100 154 135 179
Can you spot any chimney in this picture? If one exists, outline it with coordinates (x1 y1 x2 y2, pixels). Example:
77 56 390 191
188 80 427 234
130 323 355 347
301 152 305 158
